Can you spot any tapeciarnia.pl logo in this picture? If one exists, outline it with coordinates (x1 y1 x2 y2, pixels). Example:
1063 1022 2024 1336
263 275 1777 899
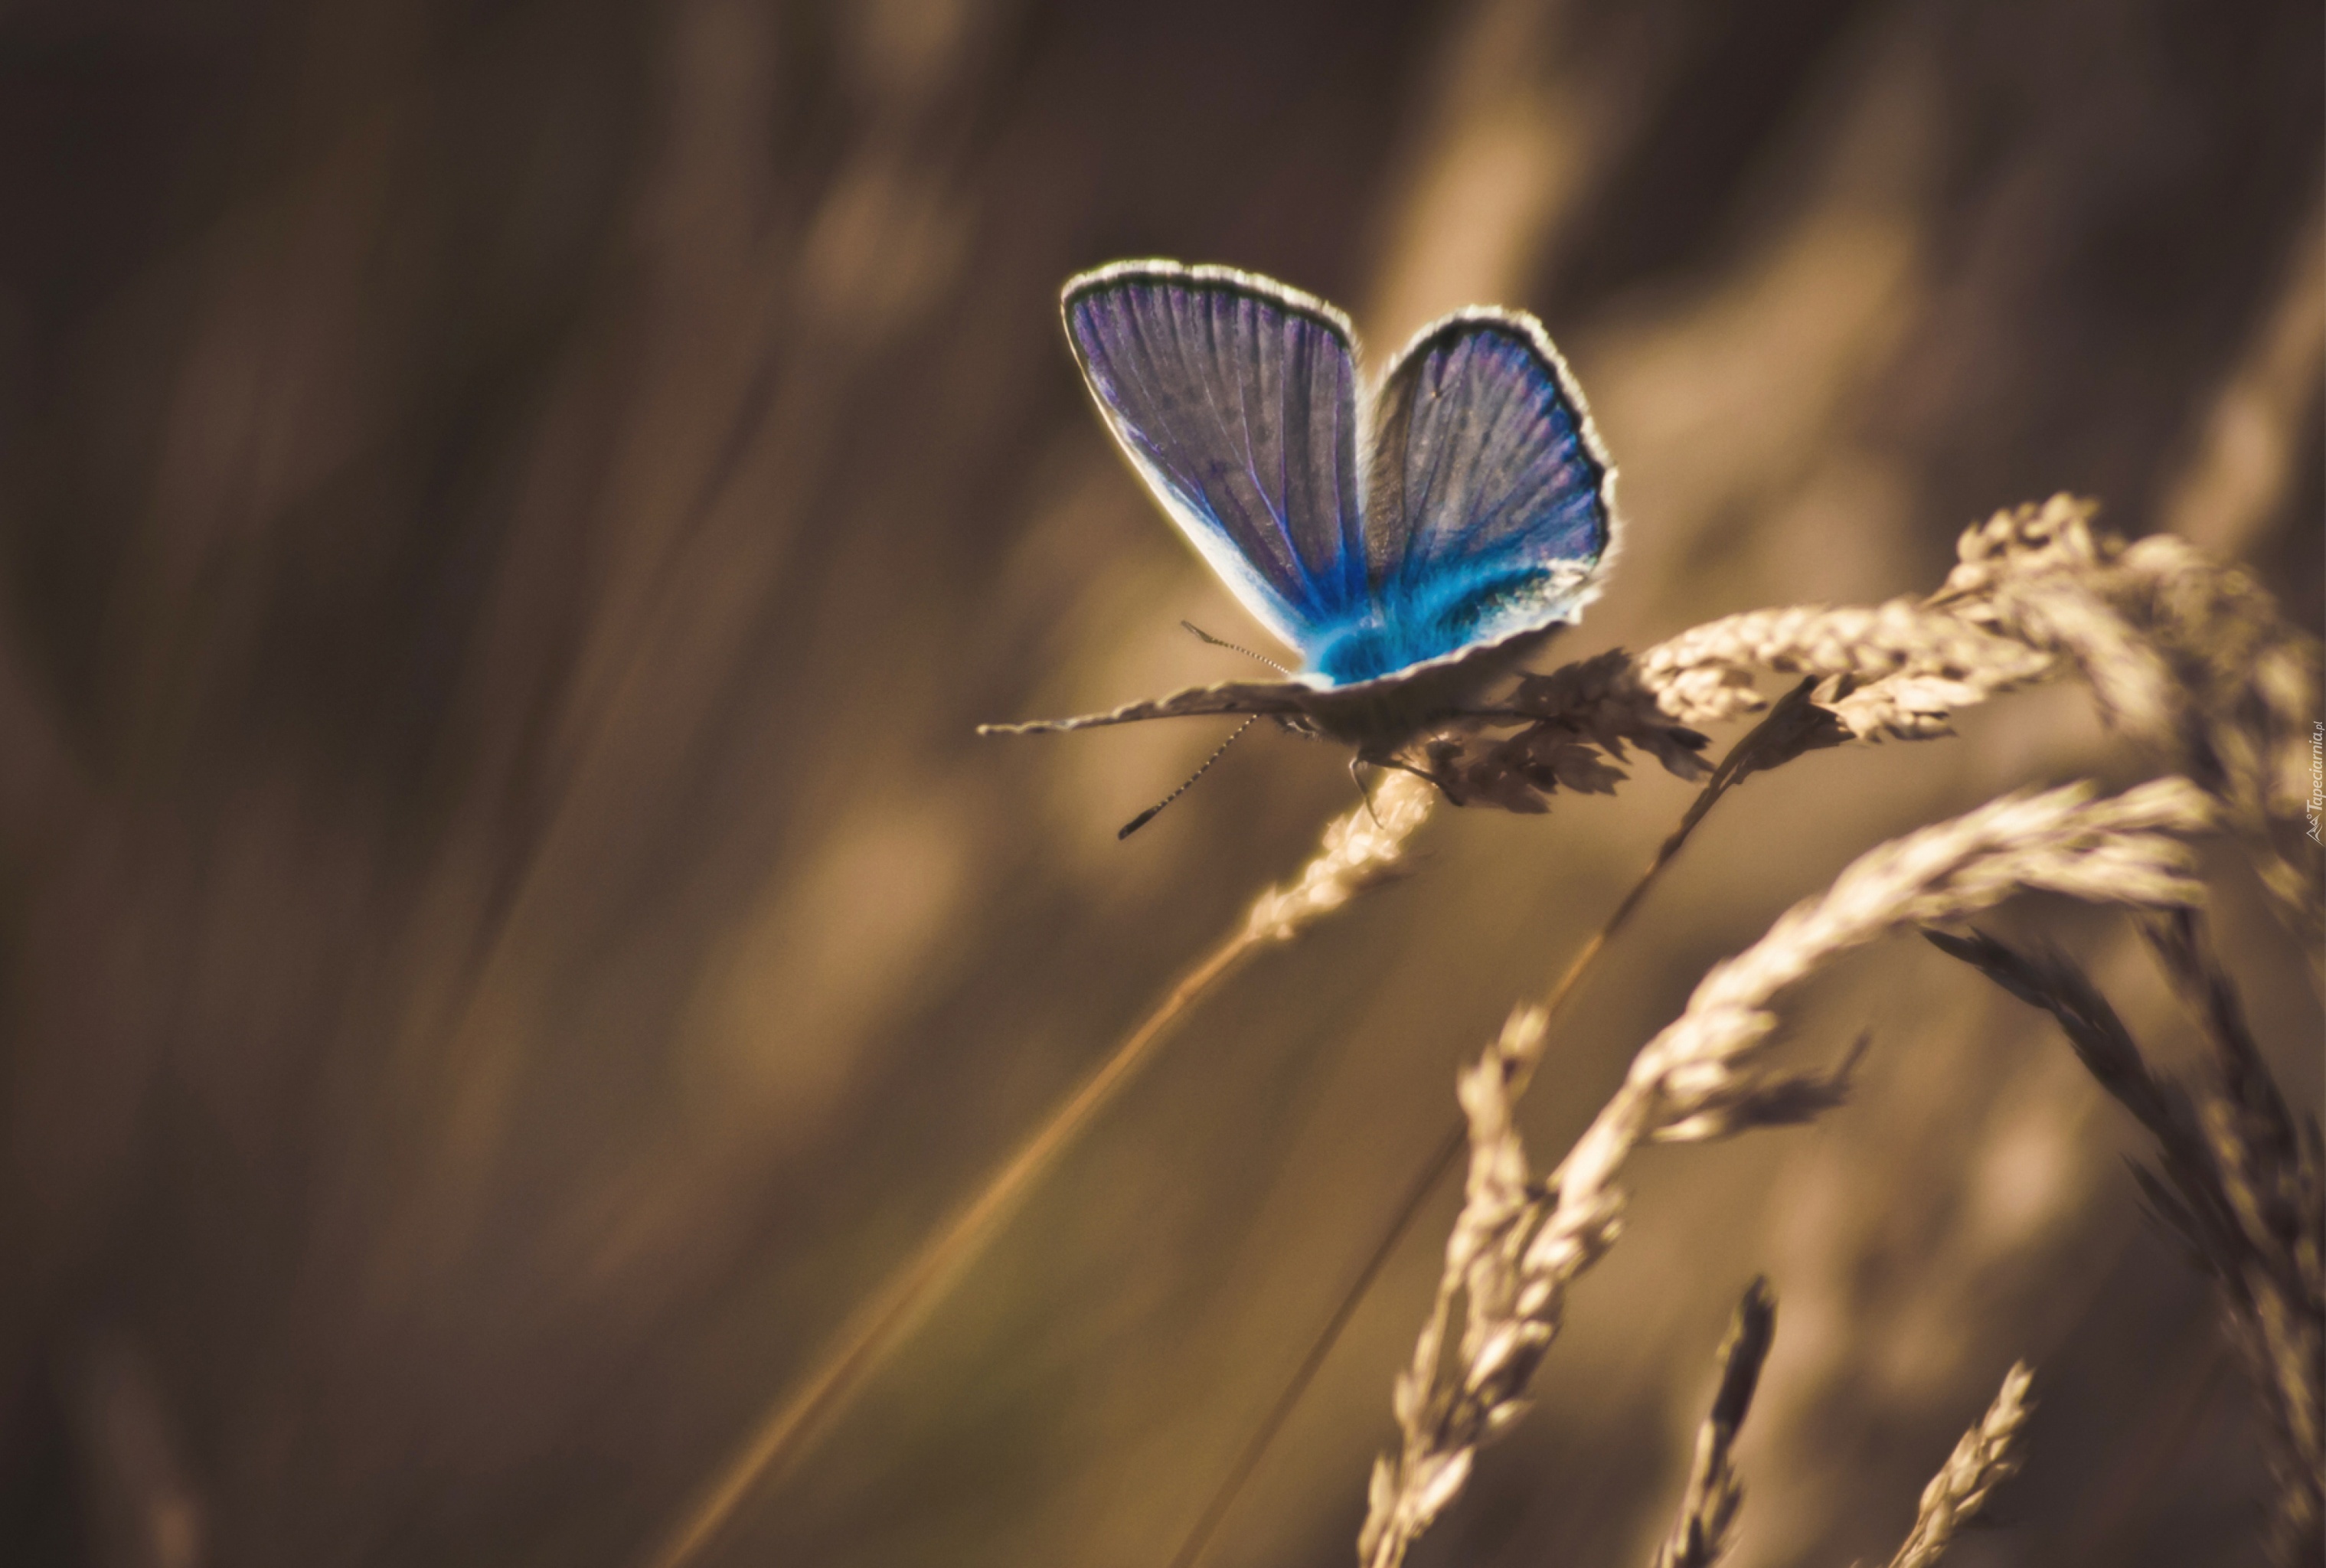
2308 720 2322 845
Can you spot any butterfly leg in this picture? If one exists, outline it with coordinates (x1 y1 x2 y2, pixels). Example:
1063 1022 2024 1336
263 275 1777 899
1348 756 1383 828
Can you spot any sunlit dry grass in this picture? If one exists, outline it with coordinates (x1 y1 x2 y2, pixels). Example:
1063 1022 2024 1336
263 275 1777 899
2 3 2318 1566
646 501 2319 1568
1354 504 2318 1565
1929 912 2323 1560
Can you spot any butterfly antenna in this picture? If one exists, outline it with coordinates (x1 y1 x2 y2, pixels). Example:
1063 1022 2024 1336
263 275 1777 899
1180 620 1291 674
1119 717 1259 839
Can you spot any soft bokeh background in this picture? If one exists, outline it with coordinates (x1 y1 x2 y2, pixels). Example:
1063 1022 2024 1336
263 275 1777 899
1 2 2318 1565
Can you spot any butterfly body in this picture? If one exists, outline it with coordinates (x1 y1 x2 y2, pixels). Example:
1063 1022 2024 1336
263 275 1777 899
983 260 1617 763
1272 626 1557 753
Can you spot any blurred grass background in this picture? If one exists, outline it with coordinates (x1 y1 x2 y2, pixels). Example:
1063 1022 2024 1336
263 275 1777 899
0 1 2318 1564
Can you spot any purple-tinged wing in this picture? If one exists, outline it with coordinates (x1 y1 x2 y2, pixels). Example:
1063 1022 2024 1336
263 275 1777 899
1361 310 1615 659
1063 263 1367 653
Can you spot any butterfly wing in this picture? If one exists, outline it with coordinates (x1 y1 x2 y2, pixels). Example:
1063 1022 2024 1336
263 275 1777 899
1063 263 1368 654
975 678 1317 734
1316 309 1612 684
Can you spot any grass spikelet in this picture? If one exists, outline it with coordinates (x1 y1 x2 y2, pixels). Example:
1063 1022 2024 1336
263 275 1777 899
1650 1279 1777 1568
1882 1362 2037 1568
1243 769 1436 937
1606 494 2318 954
1635 599 2056 737
1410 649 1713 812
1932 495 2324 949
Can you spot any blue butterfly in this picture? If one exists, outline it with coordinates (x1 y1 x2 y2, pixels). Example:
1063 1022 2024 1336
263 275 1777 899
985 260 1618 809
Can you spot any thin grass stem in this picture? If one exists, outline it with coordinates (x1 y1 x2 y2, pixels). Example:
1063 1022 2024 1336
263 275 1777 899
638 772 1436 1568
640 936 1249 1568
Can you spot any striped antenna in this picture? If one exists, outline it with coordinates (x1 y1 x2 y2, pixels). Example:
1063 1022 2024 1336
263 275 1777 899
1181 619 1290 673
1119 716 1259 838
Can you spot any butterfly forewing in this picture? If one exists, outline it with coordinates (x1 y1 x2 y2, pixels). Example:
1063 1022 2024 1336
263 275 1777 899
1361 312 1613 664
1063 264 1368 654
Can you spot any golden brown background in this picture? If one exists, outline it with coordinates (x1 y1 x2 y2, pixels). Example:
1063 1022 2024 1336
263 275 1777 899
0 1 2318 1564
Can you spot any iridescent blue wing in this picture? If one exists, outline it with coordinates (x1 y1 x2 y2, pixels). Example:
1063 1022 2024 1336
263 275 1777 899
1063 263 1367 653
1312 310 1613 685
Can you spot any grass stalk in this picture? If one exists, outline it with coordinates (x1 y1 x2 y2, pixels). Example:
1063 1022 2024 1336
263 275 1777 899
637 772 1436 1568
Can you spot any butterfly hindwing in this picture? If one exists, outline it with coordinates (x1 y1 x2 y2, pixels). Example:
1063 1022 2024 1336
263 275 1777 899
1063 263 1367 653
1326 310 1612 682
